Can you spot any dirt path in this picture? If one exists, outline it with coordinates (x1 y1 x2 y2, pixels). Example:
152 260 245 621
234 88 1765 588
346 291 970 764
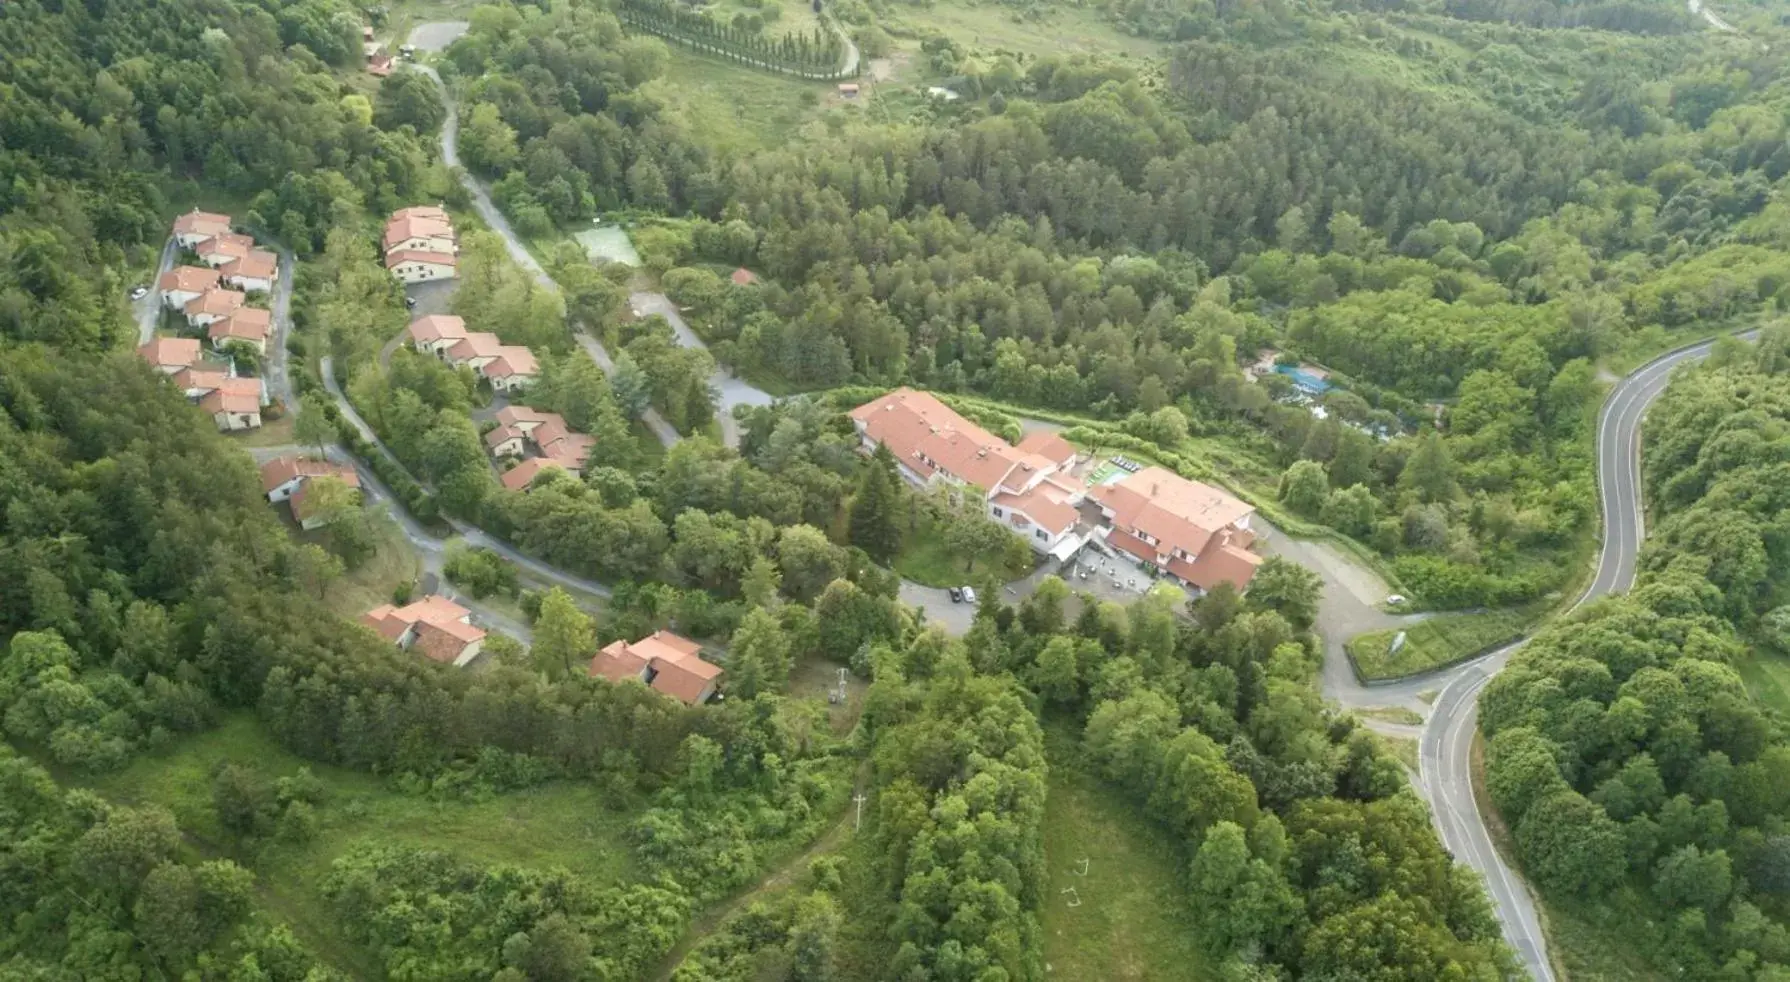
647 792 859 982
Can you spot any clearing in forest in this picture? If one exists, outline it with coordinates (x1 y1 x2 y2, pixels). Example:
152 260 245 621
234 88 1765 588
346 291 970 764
1041 731 1211 981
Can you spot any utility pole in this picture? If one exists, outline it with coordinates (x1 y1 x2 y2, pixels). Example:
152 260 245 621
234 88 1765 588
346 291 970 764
853 792 868 831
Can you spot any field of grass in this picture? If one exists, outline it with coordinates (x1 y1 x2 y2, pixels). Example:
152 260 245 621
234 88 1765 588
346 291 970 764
640 51 829 153
891 513 1036 587
81 714 644 972
883 0 1159 59
314 518 423 619
1041 728 1211 982
1346 607 1532 681
1738 652 1790 716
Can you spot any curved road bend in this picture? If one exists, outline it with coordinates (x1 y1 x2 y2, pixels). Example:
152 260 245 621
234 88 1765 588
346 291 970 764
412 61 692 448
318 355 614 605
1419 332 1756 982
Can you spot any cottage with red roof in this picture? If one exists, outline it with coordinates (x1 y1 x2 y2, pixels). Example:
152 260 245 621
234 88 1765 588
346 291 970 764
260 455 361 529
362 595 487 667
222 250 279 293
183 287 246 328
384 215 457 255
500 457 569 492
387 249 457 283
172 210 233 248
1089 466 1262 592
159 265 221 310
730 267 758 286
407 315 468 356
588 630 722 705
383 206 457 284
486 406 596 484
208 307 272 353
200 377 264 431
196 233 255 268
850 388 1085 557
137 337 202 374
443 332 503 371
481 346 539 392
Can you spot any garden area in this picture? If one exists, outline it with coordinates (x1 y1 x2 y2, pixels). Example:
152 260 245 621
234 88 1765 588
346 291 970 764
1346 607 1534 681
1040 729 1211 982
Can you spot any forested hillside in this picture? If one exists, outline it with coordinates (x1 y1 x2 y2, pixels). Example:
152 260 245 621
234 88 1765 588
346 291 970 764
1482 331 1790 978
9 0 1790 976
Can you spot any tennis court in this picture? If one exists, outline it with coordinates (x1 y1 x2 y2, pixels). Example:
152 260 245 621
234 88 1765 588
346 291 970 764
573 226 641 266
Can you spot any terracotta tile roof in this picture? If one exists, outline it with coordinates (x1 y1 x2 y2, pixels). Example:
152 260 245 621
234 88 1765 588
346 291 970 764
1169 539 1263 591
208 307 271 344
196 233 254 262
588 640 650 682
649 659 717 705
483 347 539 379
159 265 220 294
495 406 553 429
184 288 246 319
993 480 1078 533
530 417 569 448
1090 467 1254 561
173 210 232 238
222 250 278 282
500 457 566 491
485 424 527 450
360 605 410 641
260 455 358 494
731 267 758 286
138 337 201 369
850 388 1028 491
408 315 467 345
391 205 450 223
542 433 595 471
588 631 719 705
361 595 484 661
173 367 229 393
411 620 474 663
385 249 457 270
383 216 455 251
445 333 502 362
199 377 261 415
1014 431 1077 467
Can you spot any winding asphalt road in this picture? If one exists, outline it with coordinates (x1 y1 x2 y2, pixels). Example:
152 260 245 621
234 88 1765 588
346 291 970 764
411 56 694 448
1414 332 1755 982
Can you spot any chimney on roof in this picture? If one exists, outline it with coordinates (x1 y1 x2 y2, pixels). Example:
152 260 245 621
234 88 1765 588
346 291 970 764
1151 482 1159 496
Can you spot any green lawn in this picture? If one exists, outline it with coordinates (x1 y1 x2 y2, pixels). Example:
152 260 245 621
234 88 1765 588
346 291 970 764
1346 607 1532 681
1041 728 1212 982
82 714 644 967
891 513 1036 587
639 50 829 154
1738 652 1790 716
884 0 1159 59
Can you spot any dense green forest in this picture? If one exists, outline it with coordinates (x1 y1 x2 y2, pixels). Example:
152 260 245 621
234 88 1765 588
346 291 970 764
1482 332 1790 979
9 0 1790 975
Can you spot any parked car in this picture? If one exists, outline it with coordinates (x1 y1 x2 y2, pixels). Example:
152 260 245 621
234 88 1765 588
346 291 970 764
404 296 418 309
960 586 978 605
129 286 149 300
947 586 963 603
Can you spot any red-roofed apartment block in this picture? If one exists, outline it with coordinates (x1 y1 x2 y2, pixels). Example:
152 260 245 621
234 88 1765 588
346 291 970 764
588 630 723 705
362 595 487 667
1089 466 1262 592
850 388 1086 558
173 210 233 249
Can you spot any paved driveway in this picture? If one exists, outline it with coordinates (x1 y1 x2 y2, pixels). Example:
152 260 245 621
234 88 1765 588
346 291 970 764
899 580 976 635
